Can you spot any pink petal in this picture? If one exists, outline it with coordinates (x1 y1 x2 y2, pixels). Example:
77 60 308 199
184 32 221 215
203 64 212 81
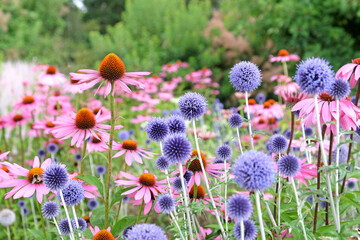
33 157 40 168
134 187 146 200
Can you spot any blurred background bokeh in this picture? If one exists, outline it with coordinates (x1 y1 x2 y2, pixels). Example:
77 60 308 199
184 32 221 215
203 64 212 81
1 0 360 104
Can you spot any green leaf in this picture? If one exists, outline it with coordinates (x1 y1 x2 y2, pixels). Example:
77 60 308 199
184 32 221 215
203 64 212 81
110 186 135 207
76 174 104 199
111 216 137 236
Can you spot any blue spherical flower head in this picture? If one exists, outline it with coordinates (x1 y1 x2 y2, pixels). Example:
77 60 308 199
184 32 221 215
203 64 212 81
269 134 288 153
171 109 182 116
214 158 225 164
234 219 257 240
145 117 169 142
47 143 59 154
304 127 314 137
118 130 130 141
155 156 170 170
307 195 313 204
294 57 334 95
58 180 84 206
43 164 69 191
172 177 187 191
22 207 29 216
127 224 167 240
157 195 175 214
216 144 232 161
87 199 98 210
227 194 253 221
37 149 46 158
162 134 192 164
96 165 106 175
178 92 207 121
42 201 59 219
123 225 134 239
228 113 243 128
183 171 193 183
74 218 87 231
233 150 275 191
278 155 301 177
167 115 187 134
347 181 356 189
283 129 292 139
256 93 266 103
17 200 26 209
328 77 350 100
229 61 262 93
74 153 82 162
331 145 349 164
59 218 76 235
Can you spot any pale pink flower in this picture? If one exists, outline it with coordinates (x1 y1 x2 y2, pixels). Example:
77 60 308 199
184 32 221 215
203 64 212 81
112 140 155 166
236 191 273 200
46 97 74 116
33 117 57 135
270 49 300 62
4 112 31 129
198 131 216 140
274 82 300 96
130 115 151 124
38 65 67 87
13 94 44 112
86 133 109 153
281 89 310 105
0 151 10 161
270 74 292 83
335 58 360 88
64 76 83 94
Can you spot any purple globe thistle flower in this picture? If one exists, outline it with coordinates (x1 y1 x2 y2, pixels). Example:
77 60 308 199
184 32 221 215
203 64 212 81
43 164 69 191
37 149 46 158
227 194 253 221
157 194 175 214
59 218 76 235
42 201 59 219
87 199 98 210
122 196 130 203
118 130 130 141
229 61 262 93
22 207 29 216
57 180 84 206
307 195 313 205
328 78 350 100
268 134 288 153
171 109 182 116
319 197 327 209
178 92 207 121
283 129 293 139
162 134 192 164
278 155 301 177
96 165 106 175
123 225 134 239
294 57 335 95
74 153 82 162
126 224 167 240
145 117 169 142
128 129 135 136
17 200 26 209
155 156 170 171
304 127 314 137
233 150 275 191
228 113 243 128
214 158 225 164
145 139 151 145
75 218 87 231
172 177 187 191
256 93 266 103
347 181 356 189
233 219 257 240
47 143 59 154
216 144 232 161
162 109 169 117
183 171 193 183
331 145 349 164
167 115 186 134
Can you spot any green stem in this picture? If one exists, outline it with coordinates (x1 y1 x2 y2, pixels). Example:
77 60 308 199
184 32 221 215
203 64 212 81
18 125 24 166
115 164 128 221
1 128 8 151
105 82 115 228
80 139 87 175
282 61 288 76
38 201 47 238
136 199 145 224
193 184 197 200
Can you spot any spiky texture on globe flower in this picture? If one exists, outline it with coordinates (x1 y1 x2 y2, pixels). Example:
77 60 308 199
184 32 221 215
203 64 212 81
278 155 301 177
126 224 167 240
0 209 16 226
96 165 106 175
227 194 253 221
42 201 59 219
47 143 59 154
233 150 275 191
37 149 46 158
157 195 175 214
123 225 134 239
162 134 192 164
233 219 257 240
347 181 356 189
214 158 225 164
328 77 350 100
172 177 187 192
167 115 186 134
216 144 232 161
229 61 262 93
155 156 170 171
183 171 193 183
57 180 84 206
87 199 98 210
283 129 292 139
228 113 243 128
43 164 69 191
59 218 76 235
294 57 334 95
75 218 87 231
268 134 288 153
304 127 314 137
145 117 169 142
17 200 26 209
178 92 207 120
331 145 349 164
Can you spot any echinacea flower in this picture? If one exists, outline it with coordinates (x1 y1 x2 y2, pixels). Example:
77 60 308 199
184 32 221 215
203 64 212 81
269 49 300 62
70 53 150 97
13 94 43 112
112 140 155 166
33 117 57 135
280 89 310 107
38 65 67 87
0 151 10 161
52 108 121 148
86 133 109 153
0 156 52 203
292 93 360 135
87 225 120 240
335 58 360 88
4 112 31 129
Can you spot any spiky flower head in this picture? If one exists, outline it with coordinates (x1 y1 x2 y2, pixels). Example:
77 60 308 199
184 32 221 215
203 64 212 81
216 144 232 161
157 195 175 214
178 92 207 120
172 177 187 192
42 201 59 219
87 199 99 210
96 165 106 175
294 57 334 95
233 219 257 240
59 218 76 235
278 155 301 177
75 218 87 231
46 143 59 154
57 180 84 206
268 134 288 153
162 134 192 164
167 115 187 134
328 77 350 100
229 61 262 93
43 163 69 191
126 224 167 240
145 117 169 142
155 156 170 171
304 127 314 137
227 194 253 221
228 113 243 128
331 145 349 164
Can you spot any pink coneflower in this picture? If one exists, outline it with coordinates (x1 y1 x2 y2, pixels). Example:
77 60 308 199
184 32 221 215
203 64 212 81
0 156 51 203
198 131 216 140
64 76 83 94
270 74 292 83
270 49 300 62
236 191 273 200
0 151 10 161
292 93 360 135
46 97 73 116
187 184 222 207
33 117 57 135
335 58 360 88
86 226 120 240
274 82 300 96
112 140 155 166
115 171 166 213
130 115 152 124
13 94 43 112
86 133 109 153
52 108 120 148
70 53 150 97
4 112 31 129
0 116 7 129
38 65 67 87
281 89 310 106
293 159 317 187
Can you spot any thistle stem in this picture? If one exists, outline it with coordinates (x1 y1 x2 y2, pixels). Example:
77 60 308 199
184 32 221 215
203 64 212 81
160 142 173 198
170 212 185 240
135 199 144 224
290 177 308 240
6 226 10 240
287 112 295 154
53 217 64 240
21 209 28 240
240 219 245 240
30 197 38 229
236 127 243 154
335 99 341 225
59 189 75 240
1 128 8 151
245 92 254 149
224 160 229 232
255 190 266 240
89 154 95 176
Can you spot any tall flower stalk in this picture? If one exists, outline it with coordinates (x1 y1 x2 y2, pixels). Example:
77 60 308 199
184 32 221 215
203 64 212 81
290 177 308 239
245 92 254 149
